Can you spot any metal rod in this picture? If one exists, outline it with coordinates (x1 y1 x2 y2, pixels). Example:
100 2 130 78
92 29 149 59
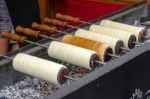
55 30 70 35
25 40 48 48
105 53 120 58
140 22 150 26
79 20 93 25
135 44 141 47
66 24 76 28
38 34 53 39
38 34 60 41
95 60 106 65
0 55 13 60
120 47 132 52
66 24 87 30
133 42 144 45
64 75 76 81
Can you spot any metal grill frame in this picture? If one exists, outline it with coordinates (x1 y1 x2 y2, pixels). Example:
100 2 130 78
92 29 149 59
0 1 149 99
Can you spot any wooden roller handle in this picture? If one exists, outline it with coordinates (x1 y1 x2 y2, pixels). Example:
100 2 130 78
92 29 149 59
1 32 26 43
56 13 80 23
44 17 67 27
16 26 40 37
32 22 56 34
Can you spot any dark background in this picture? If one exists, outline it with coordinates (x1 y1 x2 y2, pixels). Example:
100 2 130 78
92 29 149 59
5 0 40 28
5 0 41 46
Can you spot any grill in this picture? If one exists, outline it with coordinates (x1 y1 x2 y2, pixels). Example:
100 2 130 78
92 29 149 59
0 1 150 99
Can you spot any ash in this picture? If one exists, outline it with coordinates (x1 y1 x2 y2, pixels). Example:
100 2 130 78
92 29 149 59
0 63 89 99
0 77 58 99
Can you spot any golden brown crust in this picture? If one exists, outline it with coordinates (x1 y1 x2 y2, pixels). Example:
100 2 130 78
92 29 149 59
62 35 112 61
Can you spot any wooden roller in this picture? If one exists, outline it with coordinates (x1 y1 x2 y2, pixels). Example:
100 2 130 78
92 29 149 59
1 31 26 43
75 29 124 55
32 22 56 35
13 53 68 85
62 35 112 62
44 17 68 27
16 26 40 37
89 25 136 49
100 20 146 43
56 13 80 23
48 41 99 70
